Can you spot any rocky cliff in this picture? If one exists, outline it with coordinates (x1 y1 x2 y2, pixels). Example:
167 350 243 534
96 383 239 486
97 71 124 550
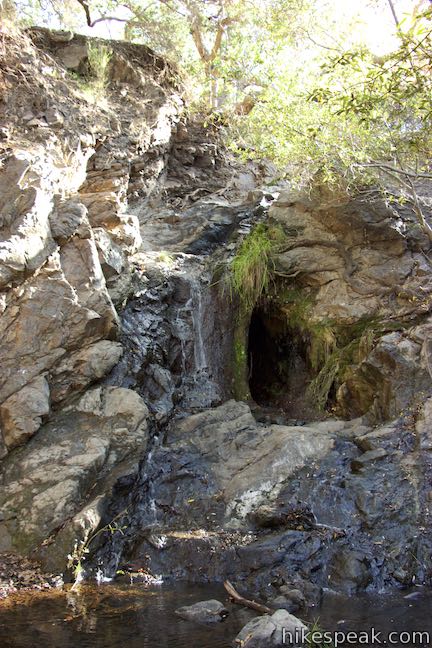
0 26 265 571
269 187 432 421
0 27 185 558
1 25 432 604
90 182 432 598
0 27 183 458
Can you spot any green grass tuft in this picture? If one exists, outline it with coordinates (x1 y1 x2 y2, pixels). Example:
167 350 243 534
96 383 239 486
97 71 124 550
228 223 275 311
306 320 378 409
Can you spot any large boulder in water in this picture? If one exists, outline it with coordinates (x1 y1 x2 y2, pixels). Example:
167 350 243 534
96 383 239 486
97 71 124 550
233 609 307 647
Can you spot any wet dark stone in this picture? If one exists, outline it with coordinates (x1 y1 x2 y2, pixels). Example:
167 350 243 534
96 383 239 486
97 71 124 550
249 502 316 531
350 447 388 472
90 401 432 597
269 594 302 613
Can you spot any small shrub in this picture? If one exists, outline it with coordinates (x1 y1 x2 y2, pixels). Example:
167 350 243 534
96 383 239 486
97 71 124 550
279 289 337 373
67 509 128 588
306 320 378 409
87 41 112 98
307 344 349 410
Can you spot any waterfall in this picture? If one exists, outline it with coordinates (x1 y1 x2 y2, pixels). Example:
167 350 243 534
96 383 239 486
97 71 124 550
190 276 208 374
174 291 194 376
88 198 267 580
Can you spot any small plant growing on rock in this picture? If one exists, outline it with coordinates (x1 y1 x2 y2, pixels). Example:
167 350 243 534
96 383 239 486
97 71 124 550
155 251 175 267
307 619 334 648
87 42 112 100
67 509 128 589
228 223 285 311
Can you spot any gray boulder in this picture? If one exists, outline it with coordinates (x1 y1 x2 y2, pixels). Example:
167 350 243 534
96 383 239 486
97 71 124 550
175 599 228 624
49 198 91 242
234 609 307 647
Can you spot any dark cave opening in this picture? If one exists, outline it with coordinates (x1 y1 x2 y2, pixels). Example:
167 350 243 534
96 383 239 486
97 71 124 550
247 306 319 419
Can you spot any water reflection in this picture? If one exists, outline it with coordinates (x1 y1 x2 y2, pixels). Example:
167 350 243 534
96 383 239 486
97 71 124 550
1 583 431 648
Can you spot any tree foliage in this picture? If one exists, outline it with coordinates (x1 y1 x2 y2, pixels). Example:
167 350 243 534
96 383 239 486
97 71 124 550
229 1 432 239
7 0 432 238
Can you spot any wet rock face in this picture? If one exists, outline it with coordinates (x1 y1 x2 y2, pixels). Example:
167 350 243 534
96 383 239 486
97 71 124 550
106 256 239 422
95 401 432 597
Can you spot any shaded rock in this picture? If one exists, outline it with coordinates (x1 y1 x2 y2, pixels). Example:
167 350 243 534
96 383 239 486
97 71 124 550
249 502 316 531
57 42 88 70
0 376 50 450
281 579 321 607
1 430 110 553
234 609 307 647
415 397 432 450
44 107 64 128
175 599 228 624
166 400 334 522
354 424 395 451
49 198 91 242
269 189 432 422
80 191 123 228
110 214 142 252
269 595 301 613
271 588 305 613
337 332 430 421
93 228 126 277
329 549 372 594
0 435 7 460
351 448 388 472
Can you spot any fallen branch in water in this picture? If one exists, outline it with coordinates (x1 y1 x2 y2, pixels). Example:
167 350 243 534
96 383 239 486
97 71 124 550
223 580 272 615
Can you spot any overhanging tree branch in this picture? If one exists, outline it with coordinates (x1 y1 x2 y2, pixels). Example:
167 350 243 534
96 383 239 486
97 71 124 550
353 162 432 180
354 161 432 243
75 0 92 26
74 0 153 28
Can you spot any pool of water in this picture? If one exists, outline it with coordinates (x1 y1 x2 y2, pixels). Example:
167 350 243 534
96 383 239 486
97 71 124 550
0 582 431 648
311 589 432 647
